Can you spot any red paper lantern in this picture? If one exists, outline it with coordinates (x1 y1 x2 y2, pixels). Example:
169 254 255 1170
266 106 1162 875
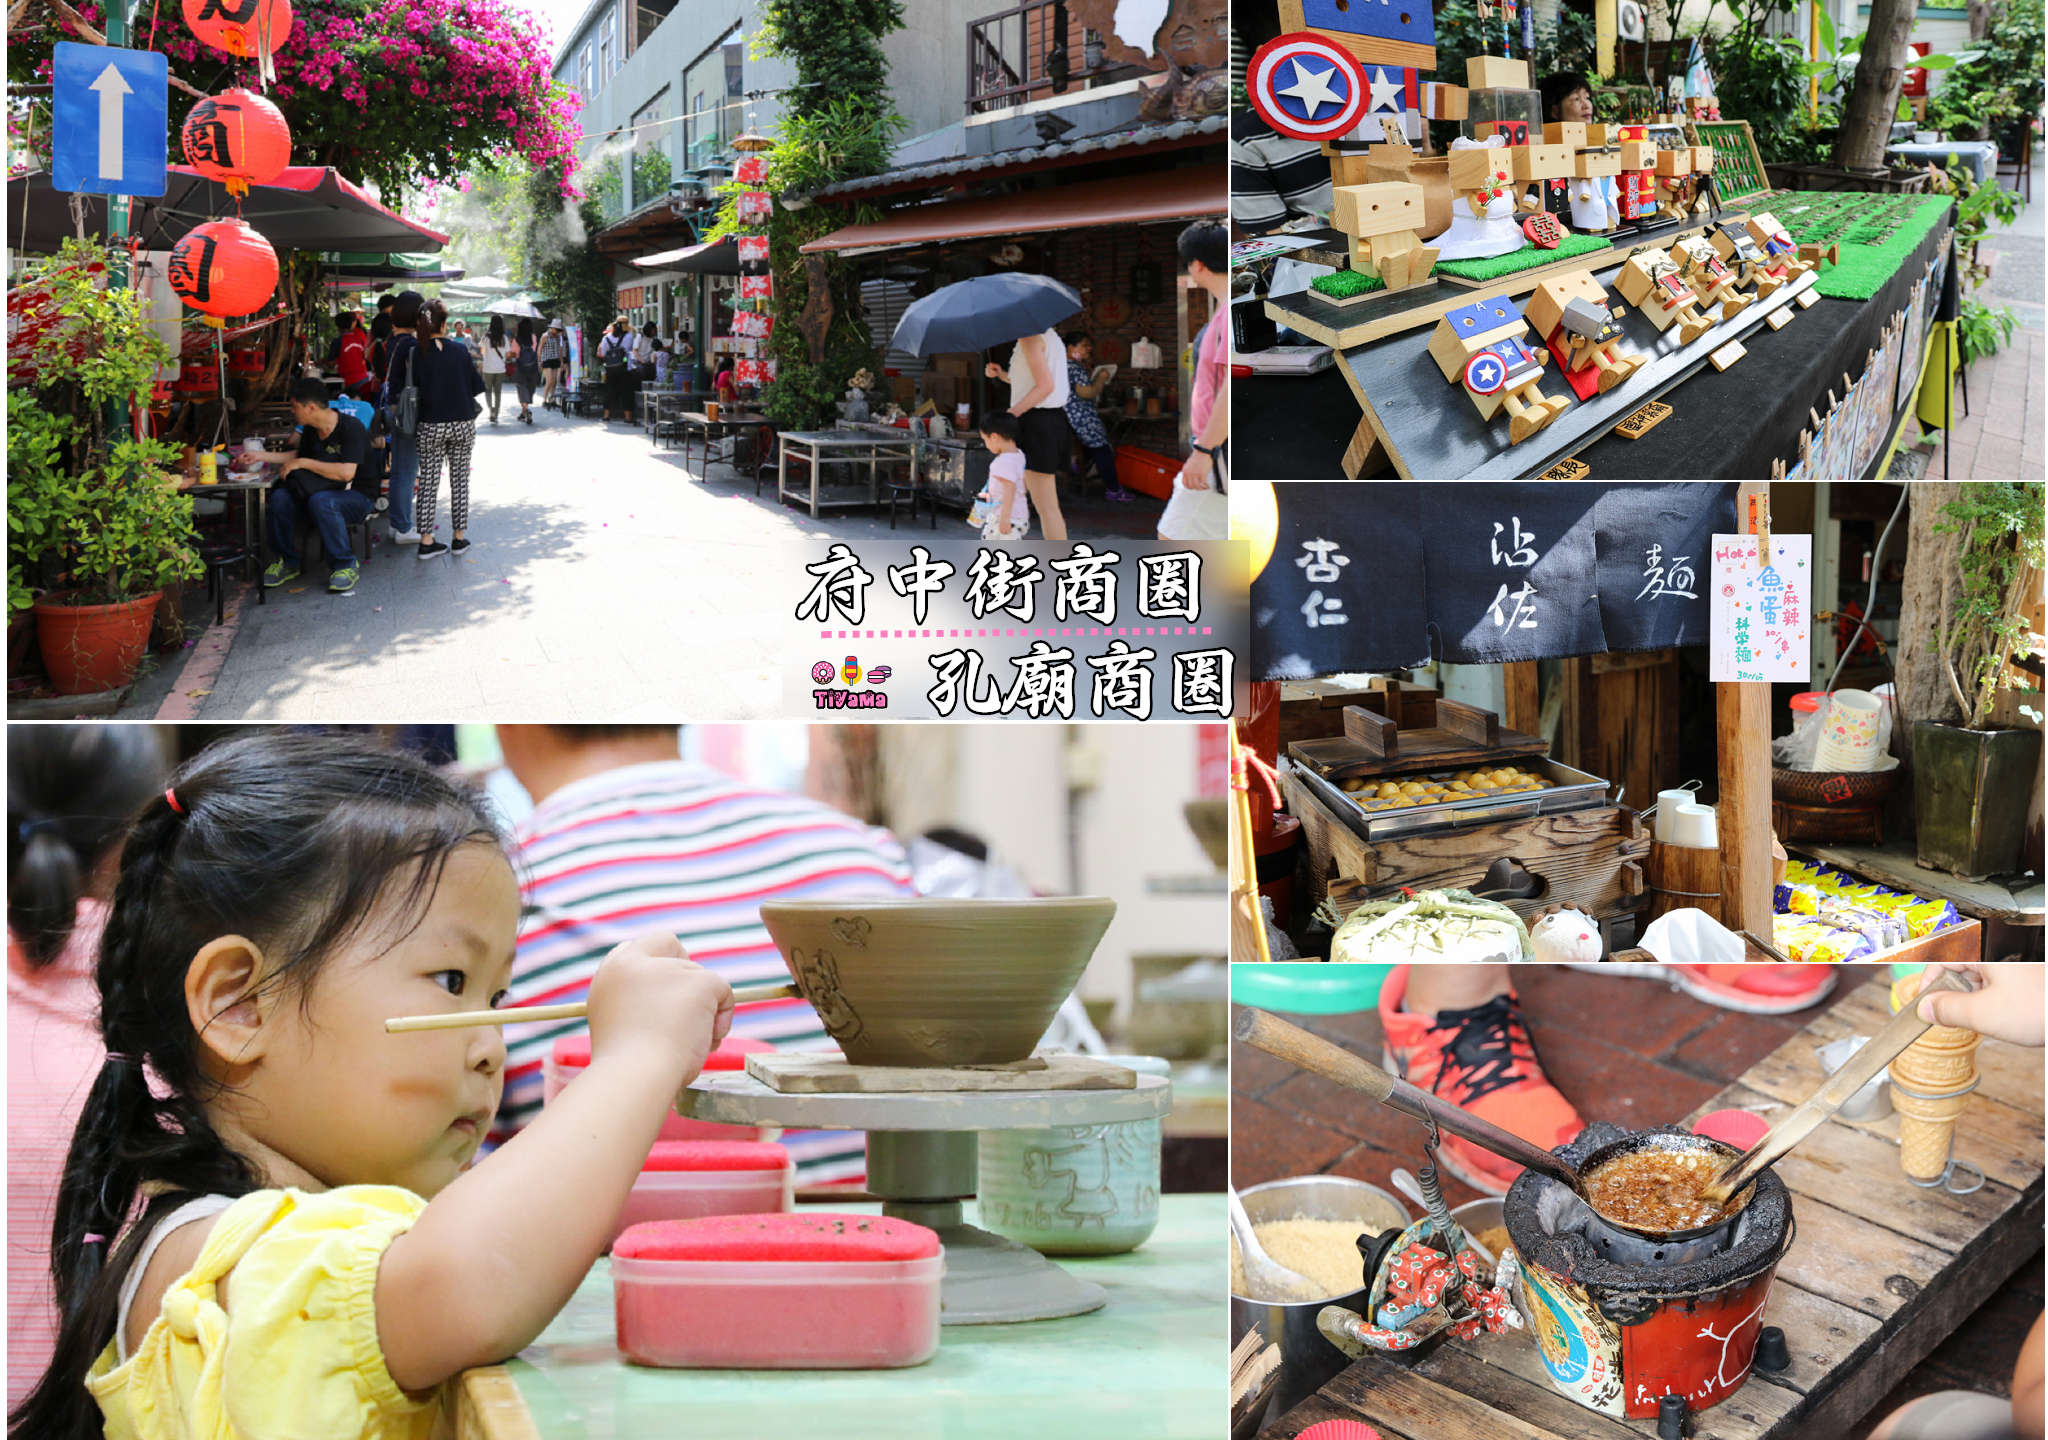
182 88 291 198
168 218 278 325
182 0 293 60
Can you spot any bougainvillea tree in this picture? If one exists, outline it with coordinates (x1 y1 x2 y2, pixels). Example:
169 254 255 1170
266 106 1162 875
8 0 579 203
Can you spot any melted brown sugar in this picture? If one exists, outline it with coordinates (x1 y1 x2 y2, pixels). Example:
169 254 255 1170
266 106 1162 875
1583 1148 1747 1232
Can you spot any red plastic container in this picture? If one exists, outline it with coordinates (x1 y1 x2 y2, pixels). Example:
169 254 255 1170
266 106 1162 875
1115 444 1180 500
613 1213 943 1369
547 1034 776 1142
612 1140 793 1243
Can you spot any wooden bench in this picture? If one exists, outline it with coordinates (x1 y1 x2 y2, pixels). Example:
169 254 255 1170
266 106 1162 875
1264 970 2044 1440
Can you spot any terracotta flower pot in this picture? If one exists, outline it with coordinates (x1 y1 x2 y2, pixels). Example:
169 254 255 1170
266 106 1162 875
759 897 1115 1067
33 591 162 696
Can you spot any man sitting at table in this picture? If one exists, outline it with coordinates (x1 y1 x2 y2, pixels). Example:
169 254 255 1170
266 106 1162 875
257 377 376 595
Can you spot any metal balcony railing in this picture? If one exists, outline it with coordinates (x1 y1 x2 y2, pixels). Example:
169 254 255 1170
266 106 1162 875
967 1 1141 115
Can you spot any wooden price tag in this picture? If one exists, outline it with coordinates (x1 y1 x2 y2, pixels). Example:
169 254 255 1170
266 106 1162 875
1767 309 1794 330
1613 399 1673 440
1796 290 1820 309
1710 339 1748 371
1537 456 1591 481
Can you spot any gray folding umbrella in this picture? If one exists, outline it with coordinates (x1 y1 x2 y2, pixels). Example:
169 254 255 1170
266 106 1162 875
889 273 1084 358
483 296 545 318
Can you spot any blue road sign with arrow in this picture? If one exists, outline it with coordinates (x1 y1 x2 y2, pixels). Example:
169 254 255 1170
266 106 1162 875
53 40 168 197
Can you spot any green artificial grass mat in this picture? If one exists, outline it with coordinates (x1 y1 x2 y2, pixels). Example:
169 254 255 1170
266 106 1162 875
1755 190 1953 301
1311 268 1385 298
1435 232 1613 280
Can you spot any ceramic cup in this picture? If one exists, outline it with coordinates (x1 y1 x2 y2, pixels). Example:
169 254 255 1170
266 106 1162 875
1653 788 1694 843
1671 801 1720 850
977 1054 1170 1256
1815 689 1883 772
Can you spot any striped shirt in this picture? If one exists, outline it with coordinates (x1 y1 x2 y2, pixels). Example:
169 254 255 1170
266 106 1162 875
1231 111 1334 233
490 761 915 1184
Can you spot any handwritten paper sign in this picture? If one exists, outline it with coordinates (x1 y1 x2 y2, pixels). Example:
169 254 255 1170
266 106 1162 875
1710 533 1811 682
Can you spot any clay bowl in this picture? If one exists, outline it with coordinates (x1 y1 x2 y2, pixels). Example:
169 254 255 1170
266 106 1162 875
1183 798 1229 869
758 897 1116 1067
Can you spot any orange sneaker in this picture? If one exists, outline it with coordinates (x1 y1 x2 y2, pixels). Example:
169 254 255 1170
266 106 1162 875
1588 962 1836 1015
1377 965 1585 1196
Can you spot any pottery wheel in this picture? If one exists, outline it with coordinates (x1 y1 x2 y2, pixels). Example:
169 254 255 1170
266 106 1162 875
680 1071 1172 1324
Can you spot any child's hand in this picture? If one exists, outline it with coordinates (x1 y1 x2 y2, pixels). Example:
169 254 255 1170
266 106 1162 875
585 931 735 1077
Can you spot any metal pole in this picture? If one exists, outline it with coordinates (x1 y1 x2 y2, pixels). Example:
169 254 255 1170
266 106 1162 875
105 0 132 284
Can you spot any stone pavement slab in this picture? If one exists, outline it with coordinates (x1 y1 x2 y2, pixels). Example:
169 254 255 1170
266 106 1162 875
147 405 1163 721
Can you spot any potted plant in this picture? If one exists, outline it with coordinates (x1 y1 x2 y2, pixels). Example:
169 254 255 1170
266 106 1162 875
1913 483 2046 879
8 240 203 696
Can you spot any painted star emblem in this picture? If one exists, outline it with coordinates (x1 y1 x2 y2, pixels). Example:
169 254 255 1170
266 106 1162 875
1278 57 1345 118
1367 67 1407 113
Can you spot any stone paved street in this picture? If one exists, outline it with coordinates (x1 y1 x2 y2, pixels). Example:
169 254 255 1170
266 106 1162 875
139 406 1165 722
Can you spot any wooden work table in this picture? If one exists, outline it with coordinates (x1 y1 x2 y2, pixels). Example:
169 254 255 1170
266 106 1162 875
1261 971 2044 1439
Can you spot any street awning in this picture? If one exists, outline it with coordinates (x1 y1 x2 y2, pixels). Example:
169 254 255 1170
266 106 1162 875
319 251 463 281
632 236 740 276
799 167 1222 255
7 166 450 254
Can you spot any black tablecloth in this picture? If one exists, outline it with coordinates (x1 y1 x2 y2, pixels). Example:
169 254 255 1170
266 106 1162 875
1236 204 1955 481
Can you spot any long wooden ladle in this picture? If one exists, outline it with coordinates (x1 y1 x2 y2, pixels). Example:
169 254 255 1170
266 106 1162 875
1697 966 1978 1207
1234 1007 1591 1200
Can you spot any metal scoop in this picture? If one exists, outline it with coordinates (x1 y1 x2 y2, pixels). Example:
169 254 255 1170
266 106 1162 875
1697 966 1978 1207
1228 1185 1318 1302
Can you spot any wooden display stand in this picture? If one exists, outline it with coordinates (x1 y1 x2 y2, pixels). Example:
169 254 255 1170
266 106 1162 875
1287 680 1548 777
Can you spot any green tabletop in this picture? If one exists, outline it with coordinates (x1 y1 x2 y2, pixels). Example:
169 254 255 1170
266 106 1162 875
507 1194 1227 1440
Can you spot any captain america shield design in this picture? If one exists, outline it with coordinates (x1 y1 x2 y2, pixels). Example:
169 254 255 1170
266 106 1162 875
1463 350 1509 395
1249 32 1368 141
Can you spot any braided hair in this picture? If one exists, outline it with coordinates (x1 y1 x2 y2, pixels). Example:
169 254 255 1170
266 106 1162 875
9 731 501 1440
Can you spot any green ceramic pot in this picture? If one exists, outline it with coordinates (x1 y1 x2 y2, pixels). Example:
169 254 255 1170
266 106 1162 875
977 1055 1171 1256
1912 721 2043 879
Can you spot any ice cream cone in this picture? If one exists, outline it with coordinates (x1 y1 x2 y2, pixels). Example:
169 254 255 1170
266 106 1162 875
1891 1026 1981 1093
1892 1084 1974 1181
1890 1023 1979 1182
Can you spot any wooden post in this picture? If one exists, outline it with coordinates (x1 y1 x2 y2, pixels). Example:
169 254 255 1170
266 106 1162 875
1719 479 1775 938
1502 661 1541 735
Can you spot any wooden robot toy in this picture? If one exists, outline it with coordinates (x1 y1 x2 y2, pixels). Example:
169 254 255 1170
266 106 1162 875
1526 270 1646 396
1333 181 1440 290
1670 233 1752 319
1617 128 1659 224
1515 140 1576 228
1652 146 1694 221
1614 248 1714 343
1569 144 1622 232
1744 210 1815 278
1428 294 1571 444
1708 221 1786 299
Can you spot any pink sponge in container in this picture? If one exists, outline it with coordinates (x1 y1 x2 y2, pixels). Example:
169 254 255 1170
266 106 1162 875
613 1213 944 1369
547 1034 777 1142
611 1140 794 1244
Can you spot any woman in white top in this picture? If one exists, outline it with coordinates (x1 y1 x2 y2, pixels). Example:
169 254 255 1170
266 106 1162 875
983 328 1072 543
479 315 509 424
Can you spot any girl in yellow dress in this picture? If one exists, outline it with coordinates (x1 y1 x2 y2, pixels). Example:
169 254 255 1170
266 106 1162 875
9 731 735 1439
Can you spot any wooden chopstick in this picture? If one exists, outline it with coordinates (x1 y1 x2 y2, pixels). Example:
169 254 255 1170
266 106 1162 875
385 980 800 1033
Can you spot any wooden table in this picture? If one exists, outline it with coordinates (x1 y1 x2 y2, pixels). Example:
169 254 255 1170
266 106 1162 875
456 1194 1225 1440
678 410 767 480
777 429 914 517
1262 970 2044 1440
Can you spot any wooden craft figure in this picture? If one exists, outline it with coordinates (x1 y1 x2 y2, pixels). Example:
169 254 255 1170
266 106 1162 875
1428 295 1570 444
1615 248 1713 343
1670 234 1752 318
1652 147 1692 221
1526 271 1646 395
1513 142 1575 227
1332 180 1439 290
1617 131 1658 223
1744 211 1813 277
1709 221 1785 298
1276 0 1437 141
1438 142 1527 260
1570 146 1622 232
